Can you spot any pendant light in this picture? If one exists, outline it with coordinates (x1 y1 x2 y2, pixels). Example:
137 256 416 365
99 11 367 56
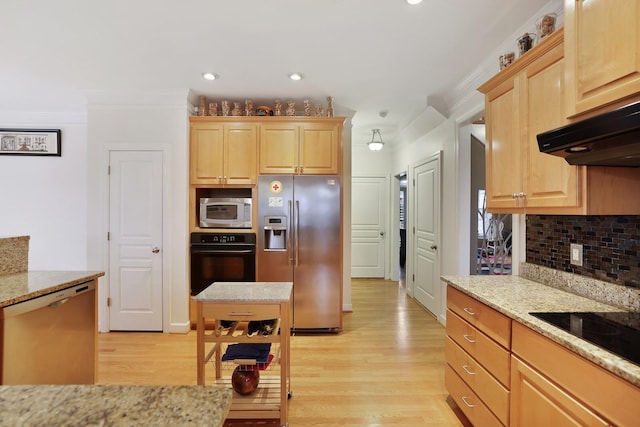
367 129 384 151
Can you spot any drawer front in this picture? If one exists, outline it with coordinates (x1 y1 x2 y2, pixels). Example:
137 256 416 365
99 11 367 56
447 309 510 387
200 303 281 321
447 286 511 349
445 364 504 427
446 337 509 425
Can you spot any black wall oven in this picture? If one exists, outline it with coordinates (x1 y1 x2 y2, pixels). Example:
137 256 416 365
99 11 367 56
190 232 256 296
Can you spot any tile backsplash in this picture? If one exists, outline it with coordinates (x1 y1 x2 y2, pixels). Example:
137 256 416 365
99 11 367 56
526 215 640 290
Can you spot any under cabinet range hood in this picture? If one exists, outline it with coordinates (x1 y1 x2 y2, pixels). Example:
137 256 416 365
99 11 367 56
537 101 640 167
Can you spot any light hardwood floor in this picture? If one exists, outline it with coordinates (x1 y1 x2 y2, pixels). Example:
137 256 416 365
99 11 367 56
98 279 468 426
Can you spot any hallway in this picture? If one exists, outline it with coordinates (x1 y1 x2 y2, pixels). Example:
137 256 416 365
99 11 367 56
98 279 466 426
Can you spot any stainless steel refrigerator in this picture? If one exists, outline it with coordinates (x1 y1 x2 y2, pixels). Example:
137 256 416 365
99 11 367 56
257 175 341 330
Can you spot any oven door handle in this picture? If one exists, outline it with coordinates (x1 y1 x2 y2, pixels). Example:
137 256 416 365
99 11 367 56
190 248 255 254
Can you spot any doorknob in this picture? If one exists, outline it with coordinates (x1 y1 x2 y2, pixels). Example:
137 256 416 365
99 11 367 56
152 247 160 253
430 245 438 250
380 231 385 236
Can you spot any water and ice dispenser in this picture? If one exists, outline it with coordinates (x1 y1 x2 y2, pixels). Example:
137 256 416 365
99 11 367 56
263 216 287 250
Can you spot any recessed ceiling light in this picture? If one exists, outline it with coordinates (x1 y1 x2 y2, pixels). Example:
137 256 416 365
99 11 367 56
288 72 303 81
202 72 218 81
406 0 423 4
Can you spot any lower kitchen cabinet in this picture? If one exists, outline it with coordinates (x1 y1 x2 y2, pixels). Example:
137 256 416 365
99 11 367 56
510 356 610 427
445 364 503 427
511 321 640 427
445 337 509 425
445 286 511 426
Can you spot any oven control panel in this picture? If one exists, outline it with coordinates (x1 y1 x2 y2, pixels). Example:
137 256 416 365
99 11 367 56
191 232 256 245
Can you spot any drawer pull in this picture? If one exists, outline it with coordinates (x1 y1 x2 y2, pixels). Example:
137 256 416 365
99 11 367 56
463 307 476 316
463 334 476 343
461 396 475 408
462 365 476 375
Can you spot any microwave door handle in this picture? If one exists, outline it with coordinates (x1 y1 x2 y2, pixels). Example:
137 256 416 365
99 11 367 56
295 199 300 267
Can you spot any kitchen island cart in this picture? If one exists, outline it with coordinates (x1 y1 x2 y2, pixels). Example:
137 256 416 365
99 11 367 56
194 281 292 427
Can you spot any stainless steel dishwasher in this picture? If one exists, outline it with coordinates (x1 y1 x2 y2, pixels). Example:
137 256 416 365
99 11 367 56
1 280 96 384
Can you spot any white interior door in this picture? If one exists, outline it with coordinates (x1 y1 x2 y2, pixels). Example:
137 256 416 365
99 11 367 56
109 150 163 331
351 176 386 278
413 156 440 316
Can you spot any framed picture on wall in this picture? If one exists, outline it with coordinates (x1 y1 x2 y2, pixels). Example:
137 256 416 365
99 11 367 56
0 129 61 156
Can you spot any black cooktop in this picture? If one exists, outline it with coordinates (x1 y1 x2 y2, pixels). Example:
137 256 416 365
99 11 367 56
529 311 640 366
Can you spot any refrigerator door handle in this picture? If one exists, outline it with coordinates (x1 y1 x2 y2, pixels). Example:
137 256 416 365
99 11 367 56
295 199 300 266
288 199 294 265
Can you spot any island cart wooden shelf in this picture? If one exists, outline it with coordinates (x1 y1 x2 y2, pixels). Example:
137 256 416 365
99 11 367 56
194 281 293 427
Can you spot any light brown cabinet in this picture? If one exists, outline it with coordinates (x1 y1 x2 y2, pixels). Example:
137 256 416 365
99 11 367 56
259 118 342 175
511 322 640 427
190 120 258 185
445 286 511 426
479 28 640 215
564 0 640 117
480 29 581 213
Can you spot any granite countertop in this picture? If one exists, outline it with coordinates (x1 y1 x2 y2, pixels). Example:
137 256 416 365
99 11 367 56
0 385 232 427
192 281 293 303
441 275 640 388
0 271 105 308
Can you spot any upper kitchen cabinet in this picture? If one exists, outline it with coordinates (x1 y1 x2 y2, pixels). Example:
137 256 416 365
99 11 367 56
564 0 640 117
260 118 342 175
480 29 580 212
480 28 640 215
190 119 258 186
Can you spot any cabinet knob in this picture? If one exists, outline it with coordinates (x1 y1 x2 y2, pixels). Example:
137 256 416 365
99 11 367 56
152 247 160 254
512 193 518 198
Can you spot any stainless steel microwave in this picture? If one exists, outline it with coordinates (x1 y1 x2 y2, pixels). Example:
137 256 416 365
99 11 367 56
199 198 252 228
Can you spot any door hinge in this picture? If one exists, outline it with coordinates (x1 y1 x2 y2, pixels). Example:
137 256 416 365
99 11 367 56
412 274 415 282
107 232 110 241
413 226 415 235
107 297 111 307
108 165 111 175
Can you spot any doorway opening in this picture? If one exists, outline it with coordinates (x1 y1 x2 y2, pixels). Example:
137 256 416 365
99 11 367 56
469 121 512 275
398 173 407 286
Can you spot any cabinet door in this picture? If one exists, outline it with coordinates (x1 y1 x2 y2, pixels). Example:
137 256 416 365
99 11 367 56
522 43 583 209
259 123 298 174
190 123 224 184
299 122 339 175
224 124 257 185
565 0 640 116
485 79 523 210
510 356 610 427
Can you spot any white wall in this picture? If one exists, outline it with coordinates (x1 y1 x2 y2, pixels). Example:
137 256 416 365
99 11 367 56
0 110 89 270
85 90 190 333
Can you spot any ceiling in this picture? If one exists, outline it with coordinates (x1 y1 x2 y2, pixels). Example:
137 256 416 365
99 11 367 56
1 0 550 147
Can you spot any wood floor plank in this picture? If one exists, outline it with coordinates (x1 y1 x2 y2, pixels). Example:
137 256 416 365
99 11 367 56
98 278 467 426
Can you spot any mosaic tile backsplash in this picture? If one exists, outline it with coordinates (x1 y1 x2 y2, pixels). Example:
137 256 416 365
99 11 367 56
526 215 640 289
